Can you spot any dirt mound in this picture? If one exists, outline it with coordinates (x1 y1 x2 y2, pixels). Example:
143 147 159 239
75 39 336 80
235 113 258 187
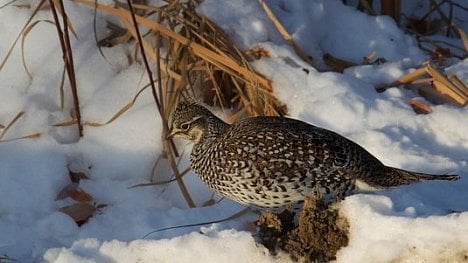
256 197 349 262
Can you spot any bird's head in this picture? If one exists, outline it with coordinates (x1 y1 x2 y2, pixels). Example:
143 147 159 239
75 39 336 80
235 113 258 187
167 101 225 143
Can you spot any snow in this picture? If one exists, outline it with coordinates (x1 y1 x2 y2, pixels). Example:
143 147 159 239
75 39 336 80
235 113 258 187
339 195 468 262
197 0 427 68
0 0 467 262
43 229 283 263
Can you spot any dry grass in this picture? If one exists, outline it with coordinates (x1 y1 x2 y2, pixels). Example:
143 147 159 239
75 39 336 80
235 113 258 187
1 0 288 207
1 0 83 138
378 63 468 107
49 0 83 137
0 111 41 143
74 0 286 115
258 0 313 65
5 0 463 209
66 0 288 207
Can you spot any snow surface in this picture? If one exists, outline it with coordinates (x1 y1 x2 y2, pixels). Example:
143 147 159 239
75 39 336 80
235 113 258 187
0 0 467 262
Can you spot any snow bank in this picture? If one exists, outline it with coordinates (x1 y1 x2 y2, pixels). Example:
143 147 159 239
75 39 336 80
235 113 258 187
339 195 468 262
197 0 426 67
43 229 281 263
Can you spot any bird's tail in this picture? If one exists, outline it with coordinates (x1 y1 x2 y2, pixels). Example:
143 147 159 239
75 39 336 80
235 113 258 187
366 166 460 187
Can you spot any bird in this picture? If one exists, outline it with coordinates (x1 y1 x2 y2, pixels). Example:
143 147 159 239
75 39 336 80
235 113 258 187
167 101 460 208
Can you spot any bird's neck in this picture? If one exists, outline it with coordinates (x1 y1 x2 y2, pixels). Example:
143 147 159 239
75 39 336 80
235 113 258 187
206 115 229 138
193 115 229 149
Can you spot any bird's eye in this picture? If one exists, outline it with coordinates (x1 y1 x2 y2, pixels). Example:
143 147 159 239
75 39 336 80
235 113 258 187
180 123 190 130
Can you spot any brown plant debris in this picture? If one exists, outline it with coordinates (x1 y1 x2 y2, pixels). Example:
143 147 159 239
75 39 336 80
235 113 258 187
406 16 442 36
323 53 357 73
0 112 41 143
378 63 468 107
323 52 387 73
258 0 313 65
410 98 432 115
458 28 468 52
68 166 90 183
49 0 83 137
58 203 107 226
256 197 349 263
59 203 96 226
246 47 271 60
380 0 401 25
56 165 105 226
74 0 287 118
56 183 94 203
71 0 289 208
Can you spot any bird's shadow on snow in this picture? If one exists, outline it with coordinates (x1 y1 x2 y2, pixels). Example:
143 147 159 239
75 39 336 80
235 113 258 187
373 123 468 216
353 171 468 218
379 124 468 164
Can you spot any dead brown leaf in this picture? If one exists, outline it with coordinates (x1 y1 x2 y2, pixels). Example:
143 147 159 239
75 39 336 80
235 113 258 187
68 188 93 202
410 98 432 115
55 183 93 202
55 182 79 200
59 203 96 226
68 167 89 183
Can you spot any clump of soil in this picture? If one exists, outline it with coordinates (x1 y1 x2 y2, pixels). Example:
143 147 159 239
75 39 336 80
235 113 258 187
256 197 349 262
256 209 296 252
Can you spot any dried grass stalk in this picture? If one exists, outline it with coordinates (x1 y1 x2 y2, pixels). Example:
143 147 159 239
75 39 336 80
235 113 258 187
396 67 427 84
380 63 467 107
70 0 288 208
0 133 41 143
126 0 195 208
258 0 313 65
433 80 467 106
73 0 286 118
380 0 401 25
458 27 468 52
49 0 83 137
427 64 467 105
0 0 46 72
0 112 25 140
448 75 468 97
0 112 41 143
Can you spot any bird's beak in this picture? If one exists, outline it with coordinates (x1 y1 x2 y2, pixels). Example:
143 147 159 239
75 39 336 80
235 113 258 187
166 128 178 140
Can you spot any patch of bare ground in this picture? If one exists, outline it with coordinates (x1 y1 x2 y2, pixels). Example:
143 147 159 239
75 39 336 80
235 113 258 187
257 197 349 262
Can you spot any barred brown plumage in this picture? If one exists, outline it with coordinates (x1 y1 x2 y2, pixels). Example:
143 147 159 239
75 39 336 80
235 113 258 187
168 101 459 208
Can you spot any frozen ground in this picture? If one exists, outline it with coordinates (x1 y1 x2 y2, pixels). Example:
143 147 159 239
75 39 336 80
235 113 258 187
0 0 467 262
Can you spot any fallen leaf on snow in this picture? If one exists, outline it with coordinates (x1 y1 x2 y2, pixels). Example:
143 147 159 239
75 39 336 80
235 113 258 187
59 203 96 226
